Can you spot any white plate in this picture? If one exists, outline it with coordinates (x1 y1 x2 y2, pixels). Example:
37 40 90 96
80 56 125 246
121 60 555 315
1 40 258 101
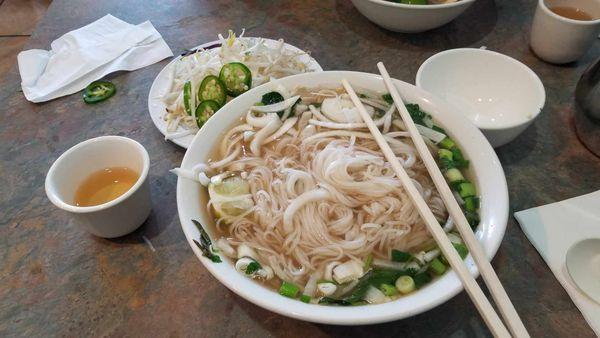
147 38 323 148
566 238 600 304
176 71 509 325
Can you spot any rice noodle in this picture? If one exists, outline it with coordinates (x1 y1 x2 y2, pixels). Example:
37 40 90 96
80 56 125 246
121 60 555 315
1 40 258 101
206 86 447 285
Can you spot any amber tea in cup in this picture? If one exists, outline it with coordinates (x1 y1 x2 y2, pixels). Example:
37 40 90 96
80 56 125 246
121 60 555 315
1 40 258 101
45 136 151 238
74 167 139 207
550 6 594 21
530 0 600 64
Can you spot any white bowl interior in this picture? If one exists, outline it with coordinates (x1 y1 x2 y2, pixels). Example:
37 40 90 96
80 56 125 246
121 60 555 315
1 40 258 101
417 48 545 130
177 71 509 325
46 136 147 207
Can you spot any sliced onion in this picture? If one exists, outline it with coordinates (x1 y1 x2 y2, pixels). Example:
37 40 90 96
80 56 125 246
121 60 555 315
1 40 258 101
415 124 446 144
251 95 300 113
365 286 388 304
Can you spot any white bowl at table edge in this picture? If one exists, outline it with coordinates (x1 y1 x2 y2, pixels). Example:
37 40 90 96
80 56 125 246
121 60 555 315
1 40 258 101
351 0 477 33
176 71 509 325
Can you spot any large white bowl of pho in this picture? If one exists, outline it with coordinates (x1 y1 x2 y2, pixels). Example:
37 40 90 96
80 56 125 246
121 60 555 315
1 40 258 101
175 71 508 325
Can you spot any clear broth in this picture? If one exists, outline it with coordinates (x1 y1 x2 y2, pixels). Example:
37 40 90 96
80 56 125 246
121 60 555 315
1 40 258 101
550 6 594 21
74 167 139 207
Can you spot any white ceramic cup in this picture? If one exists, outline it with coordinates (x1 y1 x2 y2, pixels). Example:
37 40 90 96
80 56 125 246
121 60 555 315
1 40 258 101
45 136 151 238
530 0 600 64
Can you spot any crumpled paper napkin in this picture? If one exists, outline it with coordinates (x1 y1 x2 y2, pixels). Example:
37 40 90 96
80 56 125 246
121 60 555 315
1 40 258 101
17 14 173 103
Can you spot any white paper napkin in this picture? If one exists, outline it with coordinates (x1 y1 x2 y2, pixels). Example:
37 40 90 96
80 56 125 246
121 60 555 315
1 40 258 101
17 14 173 103
514 190 600 336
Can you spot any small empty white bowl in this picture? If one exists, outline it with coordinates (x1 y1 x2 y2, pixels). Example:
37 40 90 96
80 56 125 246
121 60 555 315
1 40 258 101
351 0 477 33
416 48 546 147
566 238 600 304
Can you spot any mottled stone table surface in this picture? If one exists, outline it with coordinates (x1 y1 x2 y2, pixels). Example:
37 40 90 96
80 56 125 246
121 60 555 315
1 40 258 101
1 0 599 337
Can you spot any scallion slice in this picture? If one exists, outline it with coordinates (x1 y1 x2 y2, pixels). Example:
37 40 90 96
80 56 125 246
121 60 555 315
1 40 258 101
464 196 480 212
379 283 398 296
279 281 300 298
445 168 464 183
458 182 476 198
438 137 456 150
395 276 415 294
300 294 311 303
429 258 446 275
453 243 469 259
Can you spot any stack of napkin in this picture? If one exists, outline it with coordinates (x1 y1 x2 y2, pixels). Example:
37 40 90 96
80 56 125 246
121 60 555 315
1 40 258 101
17 14 173 103
515 190 600 335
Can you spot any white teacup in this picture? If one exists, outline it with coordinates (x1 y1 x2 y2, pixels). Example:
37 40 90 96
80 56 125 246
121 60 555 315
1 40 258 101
45 136 151 238
530 0 600 64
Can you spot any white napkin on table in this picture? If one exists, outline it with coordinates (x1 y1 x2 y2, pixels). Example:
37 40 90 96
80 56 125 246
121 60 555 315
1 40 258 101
514 190 600 336
17 14 173 103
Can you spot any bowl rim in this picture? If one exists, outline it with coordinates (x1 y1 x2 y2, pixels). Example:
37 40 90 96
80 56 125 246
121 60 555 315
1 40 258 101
45 135 150 213
177 70 509 325
363 0 477 10
415 47 546 131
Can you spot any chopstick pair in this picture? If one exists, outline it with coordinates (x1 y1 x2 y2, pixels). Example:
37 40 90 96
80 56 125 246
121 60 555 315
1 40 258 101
342 63 529 338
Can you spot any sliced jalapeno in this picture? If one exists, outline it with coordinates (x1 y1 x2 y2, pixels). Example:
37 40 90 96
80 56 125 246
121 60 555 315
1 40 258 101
219 62 252 97
198 75 227 106
183 81 193 115
83 81 116 104
195 100 221 128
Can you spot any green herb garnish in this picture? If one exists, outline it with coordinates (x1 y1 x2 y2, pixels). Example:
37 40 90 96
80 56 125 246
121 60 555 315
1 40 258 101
391 249 412 262
192 219 221 263
245 261 261 275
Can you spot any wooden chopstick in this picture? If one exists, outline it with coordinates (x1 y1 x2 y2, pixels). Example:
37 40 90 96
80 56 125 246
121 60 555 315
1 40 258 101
376 62 529 338
341 79 511 338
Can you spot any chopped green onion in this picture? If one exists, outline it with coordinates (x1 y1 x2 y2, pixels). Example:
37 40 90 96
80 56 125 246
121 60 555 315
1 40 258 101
379 283 398 296
413 272 432 289
466 211 480 228
439 158 455 170
464 196 480 212
279 281 300 298
429 258 446 275
445 168 464 183
438 137 456 150
458 182 477 198
453 243 469 259
364 254 373 270
395 276 415 294
451 147 469 168
300 294 311 303
391 249 412 262
438 149 453 161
